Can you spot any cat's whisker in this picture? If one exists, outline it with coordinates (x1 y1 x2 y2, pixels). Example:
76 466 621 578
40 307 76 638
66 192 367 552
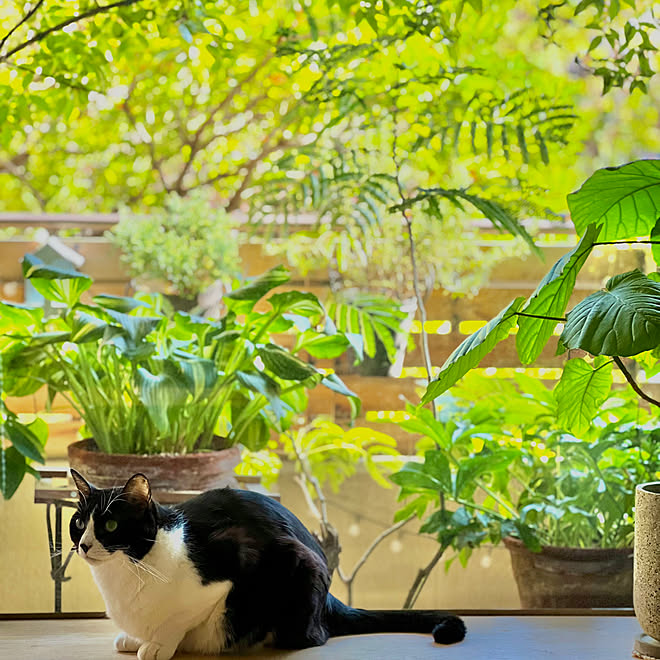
132 557 169 583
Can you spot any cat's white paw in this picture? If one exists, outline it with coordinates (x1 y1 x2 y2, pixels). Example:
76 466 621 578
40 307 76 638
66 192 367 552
137 641 177 660
114 632 141 653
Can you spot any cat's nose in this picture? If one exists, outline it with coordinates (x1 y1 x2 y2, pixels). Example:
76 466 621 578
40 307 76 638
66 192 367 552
80 543 91 554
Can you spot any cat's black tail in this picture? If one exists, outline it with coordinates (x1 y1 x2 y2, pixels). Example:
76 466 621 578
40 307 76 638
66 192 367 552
325 594 466 645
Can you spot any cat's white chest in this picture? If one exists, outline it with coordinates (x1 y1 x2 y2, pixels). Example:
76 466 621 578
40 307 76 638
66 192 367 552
90 525 233 653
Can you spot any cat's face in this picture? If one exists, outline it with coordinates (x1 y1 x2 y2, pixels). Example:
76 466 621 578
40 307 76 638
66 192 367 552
69 470 157 564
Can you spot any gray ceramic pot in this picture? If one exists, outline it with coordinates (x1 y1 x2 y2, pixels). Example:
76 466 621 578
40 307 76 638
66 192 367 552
635 483 660 645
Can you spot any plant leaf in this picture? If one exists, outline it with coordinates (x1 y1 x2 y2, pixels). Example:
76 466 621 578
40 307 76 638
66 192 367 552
236 370 285 419
5 418 46 464
516 223 600 364
92 294 149 313
455 450 519 497
554 357 613 436
136 367 188 435
651 217 660 268
225 266 290 314
560 270 660 356
568 159 660 240
258 344 319 381
267 291 324 317
422 297 525 402
0 446 26 499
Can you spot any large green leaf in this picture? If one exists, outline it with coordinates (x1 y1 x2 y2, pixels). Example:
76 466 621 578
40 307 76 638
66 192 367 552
178 357 217 400
236 370 285 419
651 217 660 268
568 160 660 240
104 309 162 342
5 417 47 464
299 331 350 358
554 357 613 436
224 266 290 314
422 449 453 492
422 297 525 403
0 446 27 499
23 254 92 305
0 301 43 331
136 367 188 435
390 461 443 492
454 450 519 497
257 344 319 381
516 224 600 364
92 294 149 313
267 291 324 317
560 270 660 356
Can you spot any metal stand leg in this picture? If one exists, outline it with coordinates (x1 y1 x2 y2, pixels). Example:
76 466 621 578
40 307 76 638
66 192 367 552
46 502 74 613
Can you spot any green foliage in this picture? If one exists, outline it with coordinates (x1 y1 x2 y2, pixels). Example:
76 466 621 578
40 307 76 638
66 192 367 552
425 159 660 402
393 372 659 562
281 419 403 492
421 297 525 403
109 191 241 300
568 160 660 240
0 265 361 498
516 224 600 364
561 270 660 356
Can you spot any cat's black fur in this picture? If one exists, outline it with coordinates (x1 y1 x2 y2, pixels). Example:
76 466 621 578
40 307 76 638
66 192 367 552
70 471 466 651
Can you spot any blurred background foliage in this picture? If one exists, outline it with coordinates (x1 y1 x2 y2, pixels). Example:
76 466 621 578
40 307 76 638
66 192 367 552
0 0 658 296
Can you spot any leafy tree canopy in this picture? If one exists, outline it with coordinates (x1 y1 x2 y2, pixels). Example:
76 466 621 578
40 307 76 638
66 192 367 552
0 0 657 230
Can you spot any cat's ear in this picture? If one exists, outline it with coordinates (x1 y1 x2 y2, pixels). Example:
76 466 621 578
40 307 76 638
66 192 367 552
70 469 92 499
122 473 152 509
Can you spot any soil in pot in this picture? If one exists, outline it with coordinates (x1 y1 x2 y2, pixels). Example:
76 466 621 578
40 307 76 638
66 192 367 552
504 537 633 608
68 438 241 492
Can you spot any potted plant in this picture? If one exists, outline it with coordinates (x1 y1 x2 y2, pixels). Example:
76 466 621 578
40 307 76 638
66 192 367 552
0 262 360 497
390 372 658 607
108 191 242 312
388 158 660 608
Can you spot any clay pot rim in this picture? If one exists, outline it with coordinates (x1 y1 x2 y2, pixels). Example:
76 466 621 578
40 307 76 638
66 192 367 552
503 536 633 560
69 437 238 459
637 482 660 495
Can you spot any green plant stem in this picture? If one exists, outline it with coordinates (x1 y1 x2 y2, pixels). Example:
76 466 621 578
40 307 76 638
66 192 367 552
515 311 567 322
391 125 437 424
614 356 660 408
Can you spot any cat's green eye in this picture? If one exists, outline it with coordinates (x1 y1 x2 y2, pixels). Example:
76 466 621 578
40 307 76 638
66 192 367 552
75 517 85 530
105 520 118 532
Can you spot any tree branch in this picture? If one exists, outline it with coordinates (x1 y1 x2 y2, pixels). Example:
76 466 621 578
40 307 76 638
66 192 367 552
614 356 660 408
0 0 46 54
0 0 142 64
402 543 448 609
123 80 171 193
392 120 437 422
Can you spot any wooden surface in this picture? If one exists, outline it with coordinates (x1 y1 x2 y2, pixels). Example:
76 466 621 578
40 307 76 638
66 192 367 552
0 616 642 659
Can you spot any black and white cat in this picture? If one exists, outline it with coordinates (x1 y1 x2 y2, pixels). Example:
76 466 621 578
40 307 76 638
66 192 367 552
69 470 466 659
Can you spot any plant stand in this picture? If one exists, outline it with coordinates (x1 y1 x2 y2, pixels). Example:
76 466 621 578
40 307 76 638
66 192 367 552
634 634 660 659
34 466 278 613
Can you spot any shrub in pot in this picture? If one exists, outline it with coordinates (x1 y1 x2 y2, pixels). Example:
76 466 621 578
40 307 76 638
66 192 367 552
108 191 242 311
389 159 660 608
390 374 658 607
0 263 360 497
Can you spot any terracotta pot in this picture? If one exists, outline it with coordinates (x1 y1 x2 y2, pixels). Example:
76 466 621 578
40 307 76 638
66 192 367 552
68 438 241 491
504 536 633 608
634 483 660 642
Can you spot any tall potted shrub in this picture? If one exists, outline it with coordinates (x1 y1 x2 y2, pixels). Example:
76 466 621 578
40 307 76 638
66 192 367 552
0 264 360 497
390 159 660 608
390 374 657 607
